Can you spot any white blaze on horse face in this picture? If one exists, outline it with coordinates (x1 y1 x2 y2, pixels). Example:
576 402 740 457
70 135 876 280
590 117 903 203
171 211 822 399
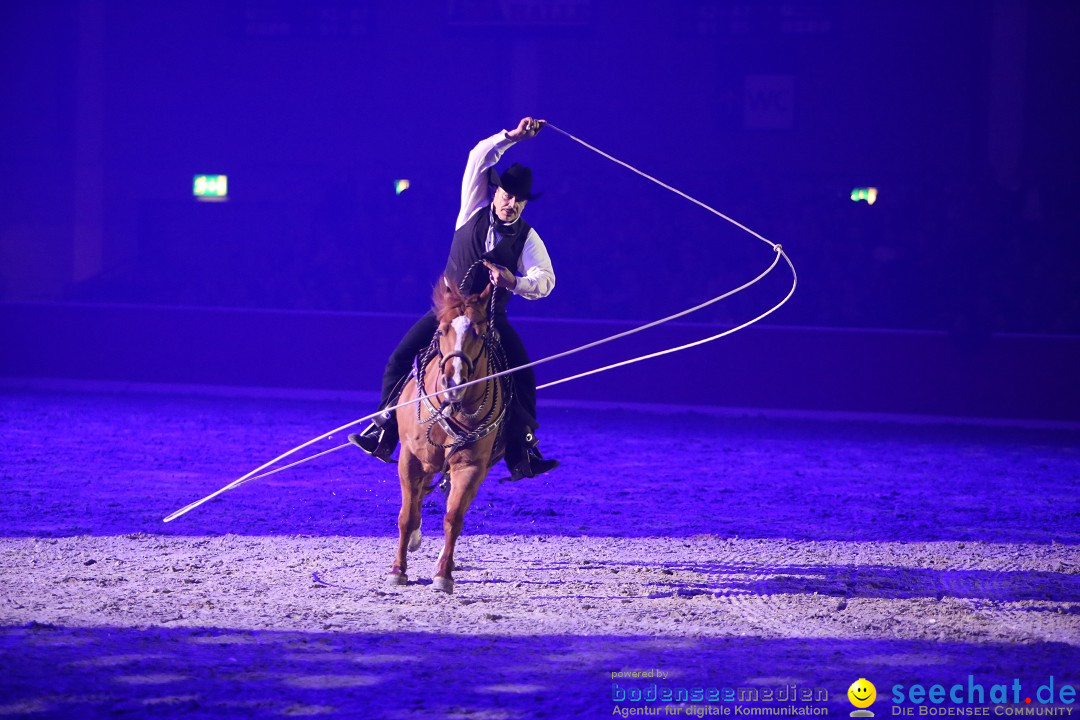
450 315 471 389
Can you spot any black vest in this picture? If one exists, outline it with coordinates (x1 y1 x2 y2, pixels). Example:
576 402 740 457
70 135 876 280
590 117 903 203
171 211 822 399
444 206 531 314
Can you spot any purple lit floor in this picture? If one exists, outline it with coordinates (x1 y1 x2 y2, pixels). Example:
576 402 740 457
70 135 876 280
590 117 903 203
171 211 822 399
0 385 1078 718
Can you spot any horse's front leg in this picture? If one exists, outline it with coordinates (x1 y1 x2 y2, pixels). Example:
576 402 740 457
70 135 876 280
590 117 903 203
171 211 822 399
432 462 486 594
389 451 430 585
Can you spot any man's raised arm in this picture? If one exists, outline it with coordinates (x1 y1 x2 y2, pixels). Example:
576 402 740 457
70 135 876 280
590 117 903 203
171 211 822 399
456 117 545 230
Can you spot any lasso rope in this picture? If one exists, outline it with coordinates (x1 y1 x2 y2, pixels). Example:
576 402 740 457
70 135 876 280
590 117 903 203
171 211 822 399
163 123 797 523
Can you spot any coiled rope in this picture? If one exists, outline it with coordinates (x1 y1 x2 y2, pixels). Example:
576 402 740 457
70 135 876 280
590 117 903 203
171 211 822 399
163 123 797 523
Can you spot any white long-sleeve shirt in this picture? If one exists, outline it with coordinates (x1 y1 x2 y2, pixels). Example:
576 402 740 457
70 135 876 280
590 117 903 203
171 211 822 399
455 131 555 301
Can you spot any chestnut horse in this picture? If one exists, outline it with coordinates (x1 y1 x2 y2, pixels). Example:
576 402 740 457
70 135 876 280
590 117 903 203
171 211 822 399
387 279 509 593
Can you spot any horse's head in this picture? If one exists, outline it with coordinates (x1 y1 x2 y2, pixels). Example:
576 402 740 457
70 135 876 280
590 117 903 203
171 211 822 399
433 280 492 405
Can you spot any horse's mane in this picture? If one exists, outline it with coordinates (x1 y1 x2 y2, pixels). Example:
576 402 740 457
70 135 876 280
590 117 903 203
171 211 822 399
433 277 489 325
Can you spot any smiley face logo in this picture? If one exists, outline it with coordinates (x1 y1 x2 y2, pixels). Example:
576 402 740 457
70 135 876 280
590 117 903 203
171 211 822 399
848 678 877 709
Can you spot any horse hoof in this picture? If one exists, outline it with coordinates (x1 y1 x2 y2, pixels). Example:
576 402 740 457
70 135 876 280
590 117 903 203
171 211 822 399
408 527 422 553
431 576 454 594
386 571 408 586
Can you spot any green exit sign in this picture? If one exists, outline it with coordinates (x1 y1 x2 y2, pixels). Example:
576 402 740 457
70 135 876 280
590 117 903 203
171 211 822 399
193 175 228 201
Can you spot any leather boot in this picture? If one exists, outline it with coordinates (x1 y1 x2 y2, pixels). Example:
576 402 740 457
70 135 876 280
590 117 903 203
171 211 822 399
349 412 398 463
508 429 559 481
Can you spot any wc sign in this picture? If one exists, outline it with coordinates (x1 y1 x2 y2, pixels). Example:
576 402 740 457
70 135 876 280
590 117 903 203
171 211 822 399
744 75 794 129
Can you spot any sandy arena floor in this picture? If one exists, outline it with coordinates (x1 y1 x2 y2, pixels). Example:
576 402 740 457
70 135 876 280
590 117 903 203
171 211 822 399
0 385 1077 718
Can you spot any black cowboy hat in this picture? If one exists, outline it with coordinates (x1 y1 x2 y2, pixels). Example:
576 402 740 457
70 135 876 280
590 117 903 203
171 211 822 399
487 163 542 201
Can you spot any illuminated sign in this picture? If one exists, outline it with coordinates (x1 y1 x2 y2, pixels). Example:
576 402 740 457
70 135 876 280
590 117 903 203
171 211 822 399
850 187 878 205
194 175 228 201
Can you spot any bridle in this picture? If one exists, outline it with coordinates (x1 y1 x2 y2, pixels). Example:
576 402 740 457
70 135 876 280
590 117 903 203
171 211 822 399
436 344 482 381
415 270 512 456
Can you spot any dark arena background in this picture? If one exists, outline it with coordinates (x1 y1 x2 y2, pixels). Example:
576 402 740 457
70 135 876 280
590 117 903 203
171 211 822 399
1 1 1079 718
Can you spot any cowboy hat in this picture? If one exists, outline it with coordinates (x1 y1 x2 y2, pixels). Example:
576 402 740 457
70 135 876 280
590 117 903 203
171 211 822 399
486 163 542 201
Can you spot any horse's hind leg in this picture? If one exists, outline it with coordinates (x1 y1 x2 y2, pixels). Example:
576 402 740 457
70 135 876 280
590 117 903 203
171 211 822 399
432 464 484 594
389 453 429 586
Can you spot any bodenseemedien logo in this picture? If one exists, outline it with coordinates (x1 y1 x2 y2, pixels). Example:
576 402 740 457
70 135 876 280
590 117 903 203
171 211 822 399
849 678 878 718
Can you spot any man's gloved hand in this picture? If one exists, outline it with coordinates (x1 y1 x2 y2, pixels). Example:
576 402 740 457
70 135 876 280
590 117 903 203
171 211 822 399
506 117 545 141
483 261 518 290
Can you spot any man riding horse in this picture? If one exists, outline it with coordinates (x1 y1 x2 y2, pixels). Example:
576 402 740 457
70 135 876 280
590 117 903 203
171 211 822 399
351 116 559 482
